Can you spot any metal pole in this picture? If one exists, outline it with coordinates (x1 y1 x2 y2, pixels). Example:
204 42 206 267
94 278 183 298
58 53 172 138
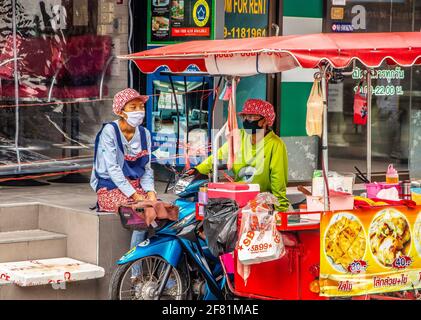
212 122 227 183
199 76 206 129
168 75 180 162
12 0 21 171
183 76 189 148
320 66 330 211
366 69 372 181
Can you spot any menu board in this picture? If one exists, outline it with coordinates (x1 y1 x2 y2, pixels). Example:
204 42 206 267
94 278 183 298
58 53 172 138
320 206 421 297
148 0 214 44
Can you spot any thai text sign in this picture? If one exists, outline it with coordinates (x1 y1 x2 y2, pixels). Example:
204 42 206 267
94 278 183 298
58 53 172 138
320 206 421 297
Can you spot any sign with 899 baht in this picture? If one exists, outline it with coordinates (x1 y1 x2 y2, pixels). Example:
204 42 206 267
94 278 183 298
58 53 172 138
320 206 421 297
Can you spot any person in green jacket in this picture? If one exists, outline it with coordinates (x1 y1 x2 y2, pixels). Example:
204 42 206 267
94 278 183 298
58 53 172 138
187 98 290 212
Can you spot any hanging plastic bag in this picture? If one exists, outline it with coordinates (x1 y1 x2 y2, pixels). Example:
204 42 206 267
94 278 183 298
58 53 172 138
306 78 324 137
237 193 285 266
203 198 239 257
225 77 241 170
353 80 368 125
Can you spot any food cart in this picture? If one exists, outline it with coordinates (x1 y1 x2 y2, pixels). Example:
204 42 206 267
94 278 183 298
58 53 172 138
121 32 421 300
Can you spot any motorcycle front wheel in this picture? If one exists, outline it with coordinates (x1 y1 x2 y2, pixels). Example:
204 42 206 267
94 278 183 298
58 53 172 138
109 256 188 300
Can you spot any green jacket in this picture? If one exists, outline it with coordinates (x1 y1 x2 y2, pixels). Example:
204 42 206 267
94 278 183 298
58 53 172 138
196 129 289 212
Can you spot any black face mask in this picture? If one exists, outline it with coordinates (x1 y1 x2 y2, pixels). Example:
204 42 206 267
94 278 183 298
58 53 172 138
242 119 262 133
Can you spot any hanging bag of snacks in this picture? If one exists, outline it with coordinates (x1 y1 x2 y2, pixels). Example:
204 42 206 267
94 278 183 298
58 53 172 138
306 78 324 137
353 80 368 125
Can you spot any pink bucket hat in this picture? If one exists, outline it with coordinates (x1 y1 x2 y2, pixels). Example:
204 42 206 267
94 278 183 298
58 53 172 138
113 88 149 115
239 99 276 127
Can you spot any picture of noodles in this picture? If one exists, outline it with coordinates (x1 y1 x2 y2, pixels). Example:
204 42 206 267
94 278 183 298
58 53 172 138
325 214 366 271
369 209 411 267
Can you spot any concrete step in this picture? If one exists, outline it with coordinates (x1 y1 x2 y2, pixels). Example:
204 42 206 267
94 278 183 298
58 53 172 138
0 229 67 263
0 258 105 287
0 203 39 232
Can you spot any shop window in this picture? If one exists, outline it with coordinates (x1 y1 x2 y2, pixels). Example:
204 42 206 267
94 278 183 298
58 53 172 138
325 0 421 178
0 0 129 176
150 78 210 167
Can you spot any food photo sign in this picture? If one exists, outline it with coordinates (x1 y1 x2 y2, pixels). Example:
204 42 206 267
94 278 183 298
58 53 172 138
320 206 421 297
148 0 214 44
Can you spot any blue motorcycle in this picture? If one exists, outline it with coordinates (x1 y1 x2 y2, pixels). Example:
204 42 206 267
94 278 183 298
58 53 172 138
109 171 229 300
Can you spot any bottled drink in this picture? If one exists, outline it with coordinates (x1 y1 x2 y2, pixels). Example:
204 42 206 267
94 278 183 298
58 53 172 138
386 164 399 184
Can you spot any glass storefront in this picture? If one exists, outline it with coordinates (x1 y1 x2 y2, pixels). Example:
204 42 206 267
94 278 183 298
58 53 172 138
0 0 129 176
325 0 421 178
149 77 211 168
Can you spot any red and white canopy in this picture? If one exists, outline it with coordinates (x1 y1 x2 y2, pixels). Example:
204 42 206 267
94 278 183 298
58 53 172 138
121 32 421 76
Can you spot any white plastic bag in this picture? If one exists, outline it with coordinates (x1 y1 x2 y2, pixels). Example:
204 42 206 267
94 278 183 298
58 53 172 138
237 196 285 266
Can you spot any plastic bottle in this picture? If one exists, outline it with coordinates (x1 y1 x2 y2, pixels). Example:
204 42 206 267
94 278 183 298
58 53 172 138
386 164 399 184
197 187 208 218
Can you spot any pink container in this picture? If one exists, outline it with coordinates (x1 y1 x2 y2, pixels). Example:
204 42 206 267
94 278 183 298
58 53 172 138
306 190 354 211
220 252 235 274
365 182 401 199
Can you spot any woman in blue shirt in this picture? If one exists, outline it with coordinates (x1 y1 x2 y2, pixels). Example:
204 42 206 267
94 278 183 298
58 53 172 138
91 88 156 278
90 88 157 211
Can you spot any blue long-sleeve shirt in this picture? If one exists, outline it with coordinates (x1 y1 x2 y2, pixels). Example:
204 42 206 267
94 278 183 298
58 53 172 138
90 120 155 197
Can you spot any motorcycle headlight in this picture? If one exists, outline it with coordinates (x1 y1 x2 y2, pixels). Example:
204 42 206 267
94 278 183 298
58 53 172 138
170 213 195 230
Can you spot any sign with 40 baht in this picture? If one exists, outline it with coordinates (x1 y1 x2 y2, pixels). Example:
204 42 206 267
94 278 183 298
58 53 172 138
320 206 421 297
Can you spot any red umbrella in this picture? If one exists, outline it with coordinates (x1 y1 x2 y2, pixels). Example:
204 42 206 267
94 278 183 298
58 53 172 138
121 32 421 74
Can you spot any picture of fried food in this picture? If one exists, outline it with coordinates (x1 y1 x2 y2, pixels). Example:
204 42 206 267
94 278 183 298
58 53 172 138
152 17 169 31
415 213 421 256
325 214 366 271
369 209 411 267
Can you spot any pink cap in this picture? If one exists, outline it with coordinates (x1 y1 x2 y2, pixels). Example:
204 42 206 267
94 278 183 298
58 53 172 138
112 88 149 115
238 99 275 127
387 164 398 175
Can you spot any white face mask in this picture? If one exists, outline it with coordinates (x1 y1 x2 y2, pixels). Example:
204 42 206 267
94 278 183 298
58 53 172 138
123 111 145 127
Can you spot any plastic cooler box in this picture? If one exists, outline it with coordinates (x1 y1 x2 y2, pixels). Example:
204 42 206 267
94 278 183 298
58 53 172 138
207 182 260 207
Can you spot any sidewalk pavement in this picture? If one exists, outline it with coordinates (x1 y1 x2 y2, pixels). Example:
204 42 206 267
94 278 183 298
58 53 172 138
0 176 346 211
0 179 178 212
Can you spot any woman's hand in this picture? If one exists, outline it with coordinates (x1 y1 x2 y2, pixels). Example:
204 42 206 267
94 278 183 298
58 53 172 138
184 168 198 176
132 192 146 202
147 191 157 201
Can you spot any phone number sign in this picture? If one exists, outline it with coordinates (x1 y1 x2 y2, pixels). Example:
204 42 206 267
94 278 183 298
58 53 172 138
224 0 269 39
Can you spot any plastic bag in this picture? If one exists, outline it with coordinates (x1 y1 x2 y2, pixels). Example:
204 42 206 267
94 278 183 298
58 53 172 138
237 193 285 266
306 78 324 137
353 81 368 125
203 198 239 257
